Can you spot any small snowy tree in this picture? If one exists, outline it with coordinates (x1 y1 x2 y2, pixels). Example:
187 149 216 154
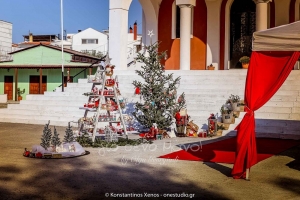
51 126 61 150
64 122 75 143
41 120 52 150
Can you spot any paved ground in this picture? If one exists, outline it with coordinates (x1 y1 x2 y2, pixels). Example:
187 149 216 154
0 122 299 200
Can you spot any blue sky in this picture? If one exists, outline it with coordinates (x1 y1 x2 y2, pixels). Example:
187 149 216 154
0 0 142 43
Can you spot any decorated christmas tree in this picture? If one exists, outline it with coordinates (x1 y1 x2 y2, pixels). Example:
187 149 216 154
132 41 182 130
64 122 75 143
40 120 52 150
51 126 61 150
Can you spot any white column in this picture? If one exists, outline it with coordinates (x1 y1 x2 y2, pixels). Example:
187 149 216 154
176 0 196 70
205 0 221 70
253 0 272 31
109 0 132 70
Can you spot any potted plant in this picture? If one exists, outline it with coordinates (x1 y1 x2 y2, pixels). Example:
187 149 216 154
17 88 25 101
239 56 250 69
216 123 226 136
207 64 215 70
220 105 233 124
227 94 241 111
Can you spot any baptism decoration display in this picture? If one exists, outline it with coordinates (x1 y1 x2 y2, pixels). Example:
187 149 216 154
79 56 129 143
23 121 88 159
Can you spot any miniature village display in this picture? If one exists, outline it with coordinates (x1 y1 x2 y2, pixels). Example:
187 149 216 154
23 121 88 159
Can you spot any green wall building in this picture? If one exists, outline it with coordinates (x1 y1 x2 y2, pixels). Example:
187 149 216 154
0 43 102 101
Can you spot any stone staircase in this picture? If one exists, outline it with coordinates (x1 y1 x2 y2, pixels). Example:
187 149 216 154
0 69 299 139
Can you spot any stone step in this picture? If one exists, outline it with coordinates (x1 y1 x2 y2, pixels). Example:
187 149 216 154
224 127 300 139
257 106 300 114
44 91 90 96
114 69 300 76
0 107 85 116
221 130 300 140
65 83 94 87
7 104 81 111
255 112 300 120
269 95 299 102
77 77 300 86
25 95 88 101
0 113 78 122
0 117 78 127
114 69 248 75
222 110 300 126
255 118 300 127
65 84 300 96
114 70 300 79
20 100 87 106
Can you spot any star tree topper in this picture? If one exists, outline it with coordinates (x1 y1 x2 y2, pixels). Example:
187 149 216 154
148 30 154 38
148 30 154 44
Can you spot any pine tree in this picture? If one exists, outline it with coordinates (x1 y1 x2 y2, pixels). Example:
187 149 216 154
51 126 61 149
132 42 182 129
41 120 52 150
64 122 75 143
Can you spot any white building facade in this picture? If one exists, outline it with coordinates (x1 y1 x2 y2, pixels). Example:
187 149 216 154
72 28 108 57
50 26 142 63
0 20 12 61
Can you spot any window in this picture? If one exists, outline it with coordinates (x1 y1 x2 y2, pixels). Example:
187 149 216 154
82 39 98 44
81 57 88 62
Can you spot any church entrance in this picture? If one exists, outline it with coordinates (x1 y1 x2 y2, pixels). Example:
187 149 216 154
230 0 256 69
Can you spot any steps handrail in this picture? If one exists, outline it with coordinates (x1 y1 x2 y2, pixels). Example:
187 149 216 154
55 56 105 91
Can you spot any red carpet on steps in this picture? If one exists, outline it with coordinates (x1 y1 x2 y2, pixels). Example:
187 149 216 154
159 137 300 164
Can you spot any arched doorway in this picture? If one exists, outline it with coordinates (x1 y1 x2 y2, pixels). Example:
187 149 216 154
229 0 256 69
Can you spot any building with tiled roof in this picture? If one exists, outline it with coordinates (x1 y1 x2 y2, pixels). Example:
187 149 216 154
0 43 103 101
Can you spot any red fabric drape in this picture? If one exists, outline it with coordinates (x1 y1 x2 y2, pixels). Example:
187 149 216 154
232 51 300 179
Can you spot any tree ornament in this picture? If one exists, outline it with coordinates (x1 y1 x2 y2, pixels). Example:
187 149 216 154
135 87 140 95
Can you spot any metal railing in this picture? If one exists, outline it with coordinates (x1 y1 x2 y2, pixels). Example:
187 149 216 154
54 59 103 91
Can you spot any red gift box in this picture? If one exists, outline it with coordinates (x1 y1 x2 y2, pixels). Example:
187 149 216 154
198 131 207 138
95 99 99 108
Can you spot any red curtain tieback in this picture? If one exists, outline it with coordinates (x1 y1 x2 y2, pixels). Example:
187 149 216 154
245 106 254 116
